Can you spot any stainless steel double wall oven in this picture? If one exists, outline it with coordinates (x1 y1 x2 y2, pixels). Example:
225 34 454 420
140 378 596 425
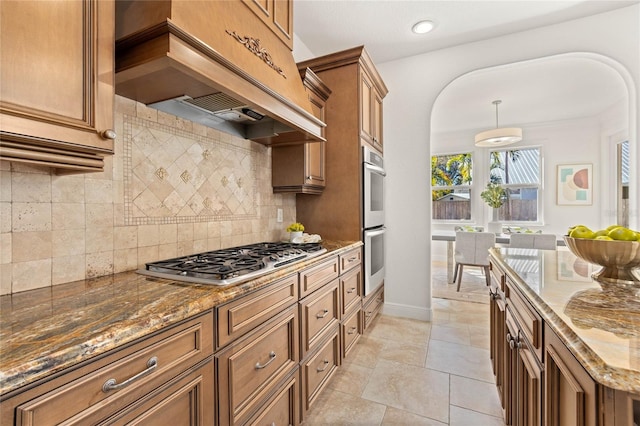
362 146 386 296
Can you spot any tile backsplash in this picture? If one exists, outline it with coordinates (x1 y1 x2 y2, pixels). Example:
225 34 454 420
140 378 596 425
0 96 296 294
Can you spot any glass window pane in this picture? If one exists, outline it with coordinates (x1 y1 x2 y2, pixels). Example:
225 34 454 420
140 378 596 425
497 188 538 221
432 189 471 220
489 148 540 185
431 153 473 187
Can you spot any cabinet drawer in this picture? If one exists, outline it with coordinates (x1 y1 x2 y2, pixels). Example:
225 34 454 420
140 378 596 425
299 257 339 298
340 265 362 315
247 369 300 426
363 285 384 330
300 278 340 359
507 279 542 358
302 328 340 413
339 247 362 274
490 261 506 293
216 274 298 349
97 357 215 426
341 307 362 359
15 312 214 426
216 305 299 426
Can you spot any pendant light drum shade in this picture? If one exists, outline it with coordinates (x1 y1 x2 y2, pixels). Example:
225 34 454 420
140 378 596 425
475 127 523 146
475 100 522 147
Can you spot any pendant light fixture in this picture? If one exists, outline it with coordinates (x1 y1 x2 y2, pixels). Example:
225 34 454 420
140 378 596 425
474 100 522 147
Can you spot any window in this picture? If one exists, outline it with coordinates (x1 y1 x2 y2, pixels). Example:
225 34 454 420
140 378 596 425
489 148 541 222
431 153 472 220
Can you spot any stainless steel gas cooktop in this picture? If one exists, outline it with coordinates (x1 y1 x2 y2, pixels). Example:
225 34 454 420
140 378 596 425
138 242 327 286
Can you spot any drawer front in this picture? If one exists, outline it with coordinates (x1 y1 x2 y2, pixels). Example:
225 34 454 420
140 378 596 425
490 261 506 293
300 278 340 359
216 306 299 426
16 312 214 426
96 358 215 426
302 328 339 412
247 369 299 426
363 286 384 330
507 279 542 356
339 247 362 274
341 307 362 359
216 274 298 349
299 257 339 298
340 266 362 315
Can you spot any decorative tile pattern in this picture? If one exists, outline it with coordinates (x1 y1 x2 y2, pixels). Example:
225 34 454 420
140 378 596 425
123 116 259 225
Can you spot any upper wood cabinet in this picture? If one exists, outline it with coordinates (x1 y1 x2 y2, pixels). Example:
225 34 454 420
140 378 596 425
359 69 385 153
0 0 115 172
242 0 293 49
295 46 387 241
272 68 331 194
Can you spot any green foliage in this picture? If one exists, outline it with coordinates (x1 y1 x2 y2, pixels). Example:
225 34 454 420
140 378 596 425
431 153 473 187
481 183 507 208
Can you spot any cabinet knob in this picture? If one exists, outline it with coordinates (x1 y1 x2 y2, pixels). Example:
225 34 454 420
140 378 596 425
101 129 117 140
306 175 312 181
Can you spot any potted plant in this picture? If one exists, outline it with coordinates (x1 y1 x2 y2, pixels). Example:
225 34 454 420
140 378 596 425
481 183 507 234
286 222 305 241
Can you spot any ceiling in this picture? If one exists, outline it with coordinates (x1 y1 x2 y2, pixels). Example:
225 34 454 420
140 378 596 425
294 1 636 133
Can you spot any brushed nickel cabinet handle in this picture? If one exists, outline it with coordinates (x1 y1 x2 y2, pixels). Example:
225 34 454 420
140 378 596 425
346 287 356 294
255 351 277 370
347 326 357 335
102 356 158 392
306 175 312 180
317 359 330 372
101 129 117 140
316 309 329 319
348 256 357 262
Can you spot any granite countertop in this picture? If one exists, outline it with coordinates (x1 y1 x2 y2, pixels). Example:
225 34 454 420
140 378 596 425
490 247 640 394
0 240 361 396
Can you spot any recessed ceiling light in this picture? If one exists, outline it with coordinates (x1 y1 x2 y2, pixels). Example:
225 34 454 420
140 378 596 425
412 20 434 34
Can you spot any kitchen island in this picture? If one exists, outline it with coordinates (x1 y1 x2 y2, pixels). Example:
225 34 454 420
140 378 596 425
489 247 639 425
0 240 364 425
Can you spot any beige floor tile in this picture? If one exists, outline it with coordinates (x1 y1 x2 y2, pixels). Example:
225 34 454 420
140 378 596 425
345 335 386 368
361 359 450 423
381 406 447 425
450 375 503 418
379 340 428 367
449 405 505 426
430 324 471 346
469 325 491 349
425 339 495 383
328 361 373 396
366 315 430 346
303 388 387 425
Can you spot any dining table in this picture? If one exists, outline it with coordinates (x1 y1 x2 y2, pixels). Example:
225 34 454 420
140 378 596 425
431 230 565 283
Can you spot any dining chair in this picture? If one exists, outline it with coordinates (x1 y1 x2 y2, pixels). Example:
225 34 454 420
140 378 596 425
509 233 557 250
454 231 496 291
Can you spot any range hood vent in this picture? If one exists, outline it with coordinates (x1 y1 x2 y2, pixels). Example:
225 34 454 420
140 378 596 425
115 0 325 145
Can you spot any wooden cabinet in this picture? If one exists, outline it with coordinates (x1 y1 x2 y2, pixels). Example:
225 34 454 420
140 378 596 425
301 328 340 416
299 278 340 359
489 262 508 420
0 0 115 172
216 305 299 425
359 69 384 153
299 257 339 299
295 46 388 241
341 306 362 359
363 284 384 330
612 389 640 426
544 324 598 426
2 311 214 426
272 68 331 194
215 274 298 350
246 370 300 426
241 0 293 49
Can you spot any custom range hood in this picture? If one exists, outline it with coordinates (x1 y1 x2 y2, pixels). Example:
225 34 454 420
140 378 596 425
115 0 325 144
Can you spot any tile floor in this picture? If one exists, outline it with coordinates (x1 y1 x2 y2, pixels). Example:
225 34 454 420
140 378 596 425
303 298 505 425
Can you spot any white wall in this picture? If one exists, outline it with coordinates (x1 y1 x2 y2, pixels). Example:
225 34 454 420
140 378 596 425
377 5 639 321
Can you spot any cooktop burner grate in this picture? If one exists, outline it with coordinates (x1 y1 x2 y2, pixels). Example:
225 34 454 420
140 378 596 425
140 241 326 285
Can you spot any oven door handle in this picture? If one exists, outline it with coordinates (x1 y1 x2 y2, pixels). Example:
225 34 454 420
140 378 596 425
365 227 386 238
364 162 386 176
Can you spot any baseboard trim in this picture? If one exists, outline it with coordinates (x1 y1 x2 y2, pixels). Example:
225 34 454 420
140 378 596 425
381 302 431 321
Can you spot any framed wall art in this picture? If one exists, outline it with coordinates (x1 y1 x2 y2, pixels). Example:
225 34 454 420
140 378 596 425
557 163 592 205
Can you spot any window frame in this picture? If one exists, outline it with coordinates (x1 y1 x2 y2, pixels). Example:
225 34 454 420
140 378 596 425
431 151 474 223
488 146 543 225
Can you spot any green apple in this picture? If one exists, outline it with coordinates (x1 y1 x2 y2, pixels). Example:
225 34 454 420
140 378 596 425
595 235 613 241
594 229 609 237
569 226 596 239
608 226 638 241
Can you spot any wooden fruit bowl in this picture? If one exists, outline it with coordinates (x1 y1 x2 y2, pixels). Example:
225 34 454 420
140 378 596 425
563 236 640 286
